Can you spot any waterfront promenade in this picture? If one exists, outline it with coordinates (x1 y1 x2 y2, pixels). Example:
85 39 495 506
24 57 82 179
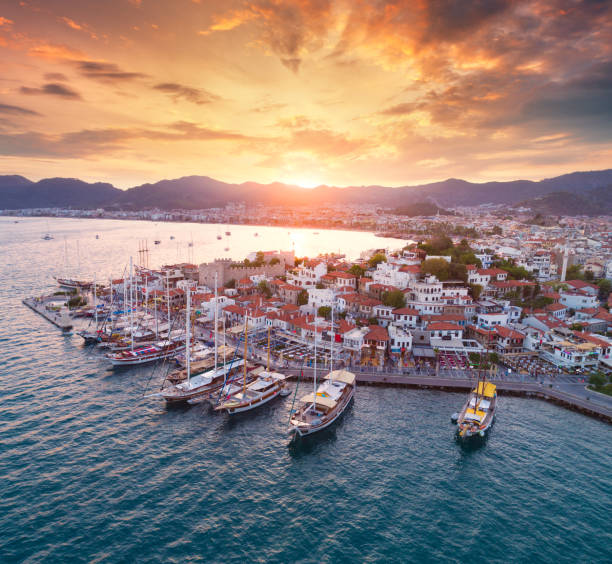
284 367 612 423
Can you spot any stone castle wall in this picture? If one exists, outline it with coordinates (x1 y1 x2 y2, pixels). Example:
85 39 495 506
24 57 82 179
199 258 286 287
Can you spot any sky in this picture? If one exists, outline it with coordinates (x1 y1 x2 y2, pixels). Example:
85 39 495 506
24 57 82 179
0 0 611 189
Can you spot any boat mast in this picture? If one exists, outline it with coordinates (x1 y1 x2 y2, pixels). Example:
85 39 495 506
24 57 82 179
129 256 134 351
186 287 191 384
267 325 271 372
223 317 226 368
313 317 317 411
64 237 68 279
330 304 334 374
166 270 170 334
214 272 218 370
243 313 248 396
154 289 158 339
93 274 98 330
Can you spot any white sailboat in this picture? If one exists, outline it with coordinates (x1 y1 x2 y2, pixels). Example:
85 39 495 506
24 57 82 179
215 324 286 414
154 273 246 403
289 310 355 438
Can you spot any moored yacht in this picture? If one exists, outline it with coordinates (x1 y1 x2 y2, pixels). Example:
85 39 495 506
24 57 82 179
455 378 497 439
289 370 355 438
215 369 286 414
106 339 185 366
54 277 92 290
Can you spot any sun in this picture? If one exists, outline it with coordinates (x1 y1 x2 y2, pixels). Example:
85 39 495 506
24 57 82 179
282 176 323 188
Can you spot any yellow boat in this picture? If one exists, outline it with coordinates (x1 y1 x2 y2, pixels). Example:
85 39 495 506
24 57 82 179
455 379 497 439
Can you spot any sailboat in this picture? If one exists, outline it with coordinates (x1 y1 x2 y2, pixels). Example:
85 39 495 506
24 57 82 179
154 274 249 403
106 257 185 366
455 373 497 439
42 219 53 240
77 274 102 344
215 325 287 414
55 238 92 289
289 314 355 438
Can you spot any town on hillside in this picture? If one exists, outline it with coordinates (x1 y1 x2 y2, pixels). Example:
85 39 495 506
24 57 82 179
90 220 612 381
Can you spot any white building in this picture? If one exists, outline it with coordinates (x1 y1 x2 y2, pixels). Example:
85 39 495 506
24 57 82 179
388 324 412 354
287 260 327 288
559 291 599 311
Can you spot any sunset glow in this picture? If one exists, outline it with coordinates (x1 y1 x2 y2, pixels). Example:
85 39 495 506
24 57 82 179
0 0 611 187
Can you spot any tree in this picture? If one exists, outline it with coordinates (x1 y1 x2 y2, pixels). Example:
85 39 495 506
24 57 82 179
427 235 453 253
318 306 331 319
297 289 308 306
67 295 87 308
468 352 481 366
269 257 280 265
589 372 606 388
258 280 272 298
585 270 594 281
382 290 406 309
469 284 483 300
565 264 585 281
255 251 265 265
368 317 379 325
225 278 236 289
315 283 325 289
488 352 500 365
597 278 611 300
368 253 387 268
349 264 365 278
421 258 450 281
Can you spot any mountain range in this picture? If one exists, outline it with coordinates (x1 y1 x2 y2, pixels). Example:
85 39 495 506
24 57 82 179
1 169 612 213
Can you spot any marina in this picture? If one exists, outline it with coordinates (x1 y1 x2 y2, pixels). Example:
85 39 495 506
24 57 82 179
2 217 611 563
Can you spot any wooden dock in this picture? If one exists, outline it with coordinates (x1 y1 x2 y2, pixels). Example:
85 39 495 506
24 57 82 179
23 297 73 331
286 369 612 423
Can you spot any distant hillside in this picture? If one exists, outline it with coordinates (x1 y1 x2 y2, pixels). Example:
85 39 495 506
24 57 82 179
1 169 612 212
0 177 120 209
516 185 612 216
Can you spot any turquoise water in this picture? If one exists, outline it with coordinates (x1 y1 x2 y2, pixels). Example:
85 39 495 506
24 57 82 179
1 218 611 563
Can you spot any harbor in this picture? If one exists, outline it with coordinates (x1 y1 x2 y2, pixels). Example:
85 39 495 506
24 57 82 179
2 217 611 563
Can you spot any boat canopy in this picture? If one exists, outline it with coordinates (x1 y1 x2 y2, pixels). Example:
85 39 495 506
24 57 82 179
479 399 491 410
299 393 336 409
465 408 485 421
325 370 356 385
472 382 496 397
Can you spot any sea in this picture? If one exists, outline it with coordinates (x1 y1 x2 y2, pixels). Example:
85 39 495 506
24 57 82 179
1 217 610 563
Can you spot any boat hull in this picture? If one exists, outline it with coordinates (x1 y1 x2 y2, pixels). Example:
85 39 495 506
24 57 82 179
107 345 185 366
290 387 354 438
221 385 282 414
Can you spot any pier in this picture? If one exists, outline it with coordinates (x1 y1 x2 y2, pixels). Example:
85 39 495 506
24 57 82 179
287 368 612 423
22 297 73 331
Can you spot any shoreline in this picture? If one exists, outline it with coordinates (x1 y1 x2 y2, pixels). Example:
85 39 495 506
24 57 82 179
1 211 413 241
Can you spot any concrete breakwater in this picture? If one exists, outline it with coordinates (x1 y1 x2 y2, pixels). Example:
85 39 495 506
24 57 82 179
287 369 612 423
22 297 73 330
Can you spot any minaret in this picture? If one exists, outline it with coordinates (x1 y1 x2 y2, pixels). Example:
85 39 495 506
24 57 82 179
560 247 568 282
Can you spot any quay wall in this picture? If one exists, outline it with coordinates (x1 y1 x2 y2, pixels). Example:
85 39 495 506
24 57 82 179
286 369 612 423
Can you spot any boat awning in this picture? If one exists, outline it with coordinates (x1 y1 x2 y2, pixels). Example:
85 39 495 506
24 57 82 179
299 393 336 409
465 408 485 420
472 382 496 398
325 370 355 385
